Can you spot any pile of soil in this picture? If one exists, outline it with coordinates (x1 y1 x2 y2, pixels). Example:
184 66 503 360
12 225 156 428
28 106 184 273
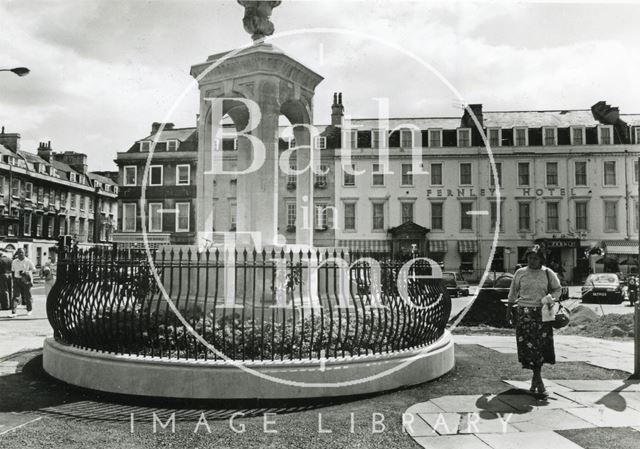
452 303 636 340
558 305 636 339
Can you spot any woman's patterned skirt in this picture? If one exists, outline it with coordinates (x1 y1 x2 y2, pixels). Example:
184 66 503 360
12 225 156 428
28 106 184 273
515 306 556 369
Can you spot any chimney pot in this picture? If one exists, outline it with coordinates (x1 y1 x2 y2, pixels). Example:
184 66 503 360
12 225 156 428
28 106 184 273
151 122 175 135
331 92 344 126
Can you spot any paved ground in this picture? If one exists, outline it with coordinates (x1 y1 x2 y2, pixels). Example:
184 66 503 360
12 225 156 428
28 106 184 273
0 287 52 360
405 379 640 448
453 335 634 374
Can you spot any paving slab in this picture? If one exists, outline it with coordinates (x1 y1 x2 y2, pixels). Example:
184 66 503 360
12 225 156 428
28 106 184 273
565 406 640 427
477 430 586 449
405 401 446 414
508 409 594 432
417 412 461 435
502 379 572 392
494 393 583 411
553 379 640 392
458 412 520 434
403 412 440 437
414 434 492 449
556 391 640 412
430 395 517 413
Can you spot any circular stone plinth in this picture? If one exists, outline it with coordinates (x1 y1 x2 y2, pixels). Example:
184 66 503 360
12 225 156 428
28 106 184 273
43 332 454 400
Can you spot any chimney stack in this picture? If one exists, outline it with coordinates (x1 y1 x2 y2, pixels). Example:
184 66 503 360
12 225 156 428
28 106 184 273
331 92 344 126
52 151 88 175
591 101 620 125
38 141 52 161
151 122 175 135
0 127 20 153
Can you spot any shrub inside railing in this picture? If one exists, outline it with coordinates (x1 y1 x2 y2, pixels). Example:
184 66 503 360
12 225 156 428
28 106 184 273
66 304 444 360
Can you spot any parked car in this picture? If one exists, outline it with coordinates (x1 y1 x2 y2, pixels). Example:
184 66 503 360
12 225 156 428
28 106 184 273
477 272 514 300
442 271 470 297
581 273 627 304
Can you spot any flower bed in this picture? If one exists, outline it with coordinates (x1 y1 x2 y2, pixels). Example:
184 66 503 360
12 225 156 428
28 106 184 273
66 306 437 360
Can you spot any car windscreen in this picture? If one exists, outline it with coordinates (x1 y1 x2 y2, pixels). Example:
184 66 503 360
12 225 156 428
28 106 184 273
587 274 619 284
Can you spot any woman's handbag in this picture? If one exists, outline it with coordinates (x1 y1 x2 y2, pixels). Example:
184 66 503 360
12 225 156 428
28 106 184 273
545 268 570 329
552 304 570 329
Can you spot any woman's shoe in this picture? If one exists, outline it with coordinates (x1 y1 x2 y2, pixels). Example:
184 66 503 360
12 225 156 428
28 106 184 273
535 385 549 399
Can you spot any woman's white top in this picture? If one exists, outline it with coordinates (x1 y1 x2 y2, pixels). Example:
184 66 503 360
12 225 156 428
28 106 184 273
507 266 562 308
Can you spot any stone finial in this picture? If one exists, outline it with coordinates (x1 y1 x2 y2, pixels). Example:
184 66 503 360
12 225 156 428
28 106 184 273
237 1 282 42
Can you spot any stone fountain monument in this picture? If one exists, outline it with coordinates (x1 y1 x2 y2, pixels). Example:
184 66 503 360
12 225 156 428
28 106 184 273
191 0 323 250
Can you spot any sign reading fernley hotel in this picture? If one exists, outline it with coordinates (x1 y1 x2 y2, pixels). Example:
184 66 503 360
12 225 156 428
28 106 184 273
425 187 573 198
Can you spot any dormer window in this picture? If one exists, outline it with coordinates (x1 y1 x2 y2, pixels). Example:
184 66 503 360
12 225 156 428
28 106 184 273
400 129 413 148
38 164 46 174
457 128 471 147
349 130 358 149
487 128 502 147
428 129 442 148
543 127 557 146
598 125 613 145
371 129 385 149
69 173 77 183
95 181 102 189
571 126 585 145
514 127 528 146
166 140 179 151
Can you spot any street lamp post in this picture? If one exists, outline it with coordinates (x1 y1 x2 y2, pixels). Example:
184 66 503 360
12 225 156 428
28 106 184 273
0 67 30 77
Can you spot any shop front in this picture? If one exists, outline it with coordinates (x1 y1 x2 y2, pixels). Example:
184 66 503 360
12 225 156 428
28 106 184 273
602 240 639 275
458 240 479 281
535 238 581 283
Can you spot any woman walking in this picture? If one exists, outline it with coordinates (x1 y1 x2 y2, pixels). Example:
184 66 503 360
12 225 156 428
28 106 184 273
506 245 562 397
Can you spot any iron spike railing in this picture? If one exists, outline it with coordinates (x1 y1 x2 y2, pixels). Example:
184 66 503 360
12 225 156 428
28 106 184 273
46 243 450 362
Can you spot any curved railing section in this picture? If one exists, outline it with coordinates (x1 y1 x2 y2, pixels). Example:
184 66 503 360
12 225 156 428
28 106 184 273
47 246 451 361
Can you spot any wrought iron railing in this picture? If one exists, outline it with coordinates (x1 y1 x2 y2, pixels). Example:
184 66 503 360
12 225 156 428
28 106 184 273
47 246 450 361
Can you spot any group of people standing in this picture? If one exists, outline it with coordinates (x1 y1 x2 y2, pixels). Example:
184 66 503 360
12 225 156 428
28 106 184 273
0 247 57 318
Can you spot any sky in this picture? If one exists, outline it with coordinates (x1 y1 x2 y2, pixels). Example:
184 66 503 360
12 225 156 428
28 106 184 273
0 0 638 171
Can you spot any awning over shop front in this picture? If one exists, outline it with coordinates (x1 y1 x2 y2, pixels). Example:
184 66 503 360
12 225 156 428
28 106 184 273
337 239 391 253
429 240 448 253
603 240 639 255
458 240 478 253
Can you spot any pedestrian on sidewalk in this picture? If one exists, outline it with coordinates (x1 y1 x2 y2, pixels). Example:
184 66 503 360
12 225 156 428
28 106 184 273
506 244 562 397
10 248 36 318
41 246 58 298
0 250 12 311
